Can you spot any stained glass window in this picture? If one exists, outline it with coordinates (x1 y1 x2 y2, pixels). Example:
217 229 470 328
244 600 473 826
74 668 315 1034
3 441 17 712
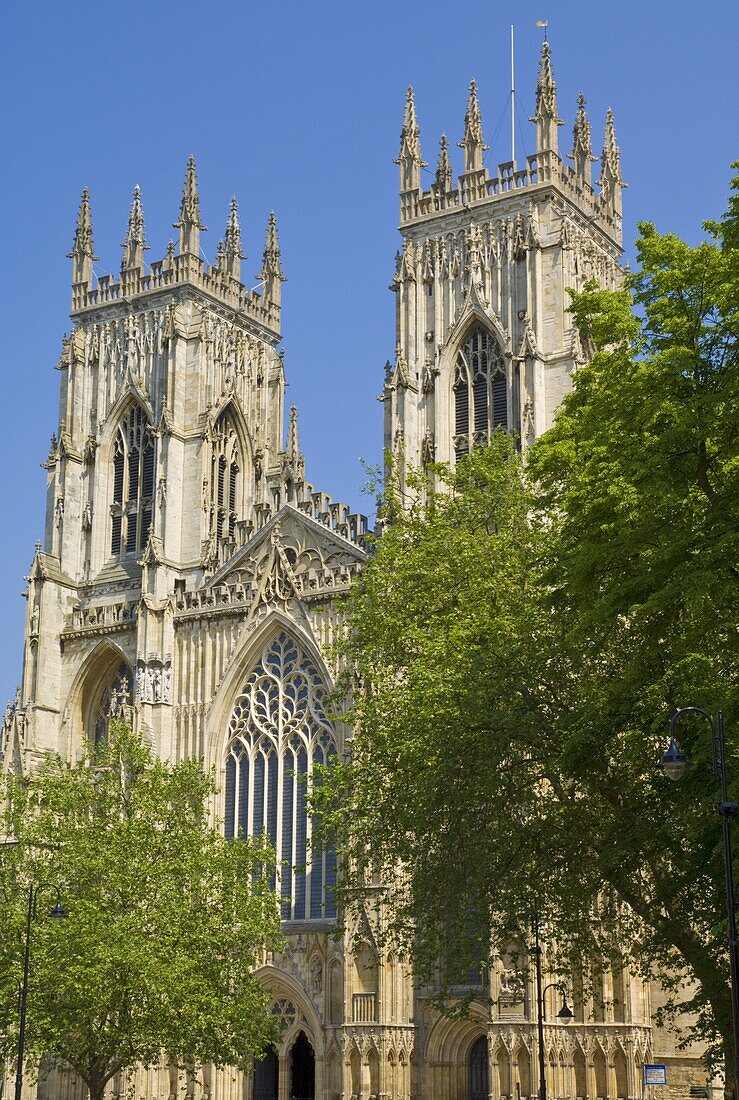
225 632 337 920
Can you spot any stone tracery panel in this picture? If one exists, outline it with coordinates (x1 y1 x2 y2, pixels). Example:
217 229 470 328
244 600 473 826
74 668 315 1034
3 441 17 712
224 631 337 920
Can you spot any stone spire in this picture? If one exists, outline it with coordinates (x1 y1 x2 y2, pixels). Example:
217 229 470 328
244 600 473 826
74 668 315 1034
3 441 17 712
434 134 453 194
569 92 597 186
597 108 626 219
458 80 487 173
259 211 286 309
174 154 206 256
394 86 425 193
121 185 148 272
531 40 563 154
284 404 305 482
67 188 97 287
286 404 300 465
224 196 245 280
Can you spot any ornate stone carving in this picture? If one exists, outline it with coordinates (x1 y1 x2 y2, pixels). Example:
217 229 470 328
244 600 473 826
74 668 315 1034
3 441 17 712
135 659 172 704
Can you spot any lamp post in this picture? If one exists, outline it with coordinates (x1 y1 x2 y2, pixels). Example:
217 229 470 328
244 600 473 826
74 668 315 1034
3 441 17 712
659 707 739 1100
15 883 67 1100
533 913 574 1100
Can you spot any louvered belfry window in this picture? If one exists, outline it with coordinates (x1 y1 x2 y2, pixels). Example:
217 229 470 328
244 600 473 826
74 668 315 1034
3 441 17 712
210 410 241 544
224 632 338 922
453 325 507 457
110 405 155 556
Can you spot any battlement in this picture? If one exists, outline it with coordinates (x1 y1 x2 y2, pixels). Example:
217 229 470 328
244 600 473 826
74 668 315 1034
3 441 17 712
68 159 285 338
401 148 621 244
71 250 280 334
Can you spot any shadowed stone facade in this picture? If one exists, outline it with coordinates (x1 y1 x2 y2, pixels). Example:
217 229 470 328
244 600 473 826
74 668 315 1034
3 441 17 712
0 41 710 1100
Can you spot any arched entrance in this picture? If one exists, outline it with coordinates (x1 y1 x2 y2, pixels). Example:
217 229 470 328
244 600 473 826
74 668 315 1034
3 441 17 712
470 1035 489 1100
254 1048 278 1100
291 1031 315 1100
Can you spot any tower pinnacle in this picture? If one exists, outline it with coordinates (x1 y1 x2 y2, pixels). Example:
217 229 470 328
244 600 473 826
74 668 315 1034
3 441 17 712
596 108 626 219
394 86 425 193
67 188 97 287
569 92 597 186
530 40 563 154
286 403 300 465
121 185 149 272
224 196 245 280
259 211 286 309
174 154 206 257
458 80 487 174
434 134 453 195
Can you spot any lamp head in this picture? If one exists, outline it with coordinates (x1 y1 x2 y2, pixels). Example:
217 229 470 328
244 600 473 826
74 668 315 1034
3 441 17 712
660 737 689 781
557 997 574 1024
48 899 67 919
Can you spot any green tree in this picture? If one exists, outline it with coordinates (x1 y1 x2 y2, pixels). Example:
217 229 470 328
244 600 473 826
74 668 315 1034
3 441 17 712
0 723 282 1100
319 170 739 1087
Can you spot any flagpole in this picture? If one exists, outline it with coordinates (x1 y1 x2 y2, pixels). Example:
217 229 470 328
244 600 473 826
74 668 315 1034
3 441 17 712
510 24 515 165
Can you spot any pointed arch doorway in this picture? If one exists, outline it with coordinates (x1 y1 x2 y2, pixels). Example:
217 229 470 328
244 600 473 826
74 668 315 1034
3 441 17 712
290 1031 315 1100
254 1048 278 1100
469 1035 489 1100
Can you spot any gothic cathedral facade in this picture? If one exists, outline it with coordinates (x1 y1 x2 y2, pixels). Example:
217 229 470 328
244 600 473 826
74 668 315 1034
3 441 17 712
1 42 707 1100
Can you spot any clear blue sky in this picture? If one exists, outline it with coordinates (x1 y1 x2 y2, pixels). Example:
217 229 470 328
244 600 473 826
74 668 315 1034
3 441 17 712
0 0 736 705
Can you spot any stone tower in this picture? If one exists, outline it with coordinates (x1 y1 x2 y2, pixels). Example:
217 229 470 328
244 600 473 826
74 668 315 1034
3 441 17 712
383 41 624 487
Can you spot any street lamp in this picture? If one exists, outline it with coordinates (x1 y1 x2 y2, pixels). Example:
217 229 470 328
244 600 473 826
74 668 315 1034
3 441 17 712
659 707 739 1100
533 913 573 1100
15 883 67 1100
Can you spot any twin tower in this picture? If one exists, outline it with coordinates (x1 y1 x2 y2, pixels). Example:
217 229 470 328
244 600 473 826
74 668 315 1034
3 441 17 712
0 39 679 1100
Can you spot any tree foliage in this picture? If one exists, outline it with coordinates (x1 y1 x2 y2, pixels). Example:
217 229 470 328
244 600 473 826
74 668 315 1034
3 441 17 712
319 169 739 1080
0 724 282 1100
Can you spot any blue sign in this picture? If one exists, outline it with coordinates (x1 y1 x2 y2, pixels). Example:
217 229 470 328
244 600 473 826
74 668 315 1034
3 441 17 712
644 1065 668 1086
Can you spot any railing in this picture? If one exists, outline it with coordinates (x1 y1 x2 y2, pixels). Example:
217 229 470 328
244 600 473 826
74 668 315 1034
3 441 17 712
352 992 377 1023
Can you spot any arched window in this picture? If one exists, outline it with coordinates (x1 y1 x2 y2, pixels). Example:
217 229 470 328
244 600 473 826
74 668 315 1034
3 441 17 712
210 409 241 544
453 325 507 456
90 663 132 747
224 632 337 921
110 405 155 556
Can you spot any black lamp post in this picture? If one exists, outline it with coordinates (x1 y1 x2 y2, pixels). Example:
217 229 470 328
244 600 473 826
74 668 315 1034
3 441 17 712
533 913 573 1100
659 707 739 1100
15 883 67 1100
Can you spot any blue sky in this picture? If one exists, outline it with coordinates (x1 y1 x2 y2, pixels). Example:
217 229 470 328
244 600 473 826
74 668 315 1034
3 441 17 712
0 0 736 704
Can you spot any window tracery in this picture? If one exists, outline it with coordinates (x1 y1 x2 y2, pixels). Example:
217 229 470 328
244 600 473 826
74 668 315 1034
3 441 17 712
90 663 132 747
210 410 241 543
110 405 155 556
224 632 337 921
453 325 507 457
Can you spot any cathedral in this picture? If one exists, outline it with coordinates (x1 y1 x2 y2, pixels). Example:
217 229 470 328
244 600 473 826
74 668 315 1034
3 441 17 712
0 41 709 1100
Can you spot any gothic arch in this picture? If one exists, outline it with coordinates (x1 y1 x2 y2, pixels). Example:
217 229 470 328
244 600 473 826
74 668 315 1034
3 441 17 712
205 610 334 773
94 394 157 561
204 395 255 546
252 965 324 1057
423 1010 489 1066
99 388 155 454
64 640 133 756
214 618 339 921
435 308 511 467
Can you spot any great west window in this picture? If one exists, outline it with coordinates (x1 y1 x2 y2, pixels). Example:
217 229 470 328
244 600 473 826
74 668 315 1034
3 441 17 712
224 632 337 921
